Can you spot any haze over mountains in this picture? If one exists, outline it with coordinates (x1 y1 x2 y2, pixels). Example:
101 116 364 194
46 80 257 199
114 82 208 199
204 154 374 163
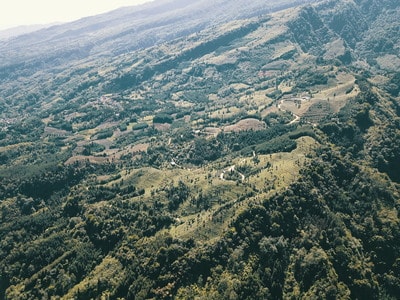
0 24 63 41
0 0 317 64
0 0 399 299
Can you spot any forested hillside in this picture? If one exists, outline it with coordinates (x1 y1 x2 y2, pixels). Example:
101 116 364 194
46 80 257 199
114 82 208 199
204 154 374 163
0 0 399 299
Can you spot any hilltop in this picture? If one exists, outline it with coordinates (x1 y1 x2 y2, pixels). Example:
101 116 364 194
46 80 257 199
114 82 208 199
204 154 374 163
0 0 399 299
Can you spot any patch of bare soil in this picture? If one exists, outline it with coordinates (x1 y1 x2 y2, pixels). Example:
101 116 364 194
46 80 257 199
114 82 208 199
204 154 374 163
154 123 171 131
224 118 266 132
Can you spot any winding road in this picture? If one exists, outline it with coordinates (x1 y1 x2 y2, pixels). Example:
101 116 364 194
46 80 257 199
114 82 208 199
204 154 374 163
220 165 245 181
278 99 301 124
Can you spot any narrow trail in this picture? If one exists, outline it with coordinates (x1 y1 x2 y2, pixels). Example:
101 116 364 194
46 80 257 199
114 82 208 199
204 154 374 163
220 165 245 181
289 114 300 124
278 99 301 124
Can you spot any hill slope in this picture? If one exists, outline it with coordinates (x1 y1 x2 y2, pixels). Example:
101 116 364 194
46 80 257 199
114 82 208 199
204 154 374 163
0 0 399 299
0 0 316 74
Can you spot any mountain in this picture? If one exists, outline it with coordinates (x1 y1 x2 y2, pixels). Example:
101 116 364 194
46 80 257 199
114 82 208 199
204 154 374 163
0 0 399 299
0 24 62 41
0 0 316 70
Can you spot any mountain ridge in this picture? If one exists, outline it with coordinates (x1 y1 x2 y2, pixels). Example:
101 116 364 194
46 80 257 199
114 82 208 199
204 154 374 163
0 0 317 72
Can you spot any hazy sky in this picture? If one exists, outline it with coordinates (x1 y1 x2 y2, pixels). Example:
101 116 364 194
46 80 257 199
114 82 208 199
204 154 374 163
0 0 154 30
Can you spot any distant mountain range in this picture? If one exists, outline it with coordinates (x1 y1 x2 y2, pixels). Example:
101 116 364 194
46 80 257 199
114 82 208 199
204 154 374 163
0 23 63 41
0 0 317 65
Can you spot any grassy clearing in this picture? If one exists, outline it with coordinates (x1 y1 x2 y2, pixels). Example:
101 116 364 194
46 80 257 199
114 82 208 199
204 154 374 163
239 90 274 108
209 106 241 120
313 72 358 113
224 118 266 132
323 39 346 60
169 136 319 241
0 142 32 152
272 43 297 60
276 71 357 121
